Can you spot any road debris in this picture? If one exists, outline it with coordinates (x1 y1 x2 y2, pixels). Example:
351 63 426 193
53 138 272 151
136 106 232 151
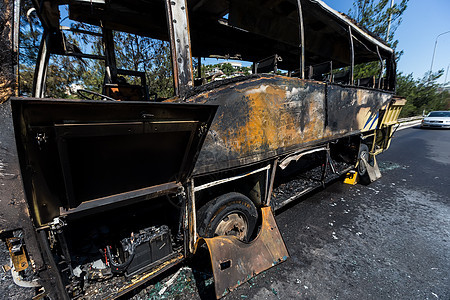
158 267 188 296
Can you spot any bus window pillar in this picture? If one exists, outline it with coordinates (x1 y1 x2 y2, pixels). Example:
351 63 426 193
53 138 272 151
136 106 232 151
349 26 354 85
32 30 50 98
297 0 305 79
165 0 194 96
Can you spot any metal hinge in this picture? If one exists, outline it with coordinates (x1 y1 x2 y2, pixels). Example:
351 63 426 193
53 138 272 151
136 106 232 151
36 133 47 149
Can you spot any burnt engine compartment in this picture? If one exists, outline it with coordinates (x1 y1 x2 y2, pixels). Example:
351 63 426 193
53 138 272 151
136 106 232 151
46 195 183 298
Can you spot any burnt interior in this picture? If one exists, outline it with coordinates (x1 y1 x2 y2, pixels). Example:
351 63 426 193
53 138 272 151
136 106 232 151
272 139 358 210
50 194 182 299
35 0 395 92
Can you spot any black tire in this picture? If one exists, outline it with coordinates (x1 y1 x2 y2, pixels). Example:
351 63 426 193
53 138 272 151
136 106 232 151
358 143 372 184
197 192 258 242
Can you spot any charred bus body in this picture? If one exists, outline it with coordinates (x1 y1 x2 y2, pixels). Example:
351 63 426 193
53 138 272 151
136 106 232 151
0 0 405 299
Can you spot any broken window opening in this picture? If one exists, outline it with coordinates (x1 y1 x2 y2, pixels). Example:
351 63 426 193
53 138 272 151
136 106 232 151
193 57 253 85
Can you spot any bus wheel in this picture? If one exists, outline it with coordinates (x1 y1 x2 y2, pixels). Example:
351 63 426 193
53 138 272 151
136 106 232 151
358 143 372 184
197 192 258 242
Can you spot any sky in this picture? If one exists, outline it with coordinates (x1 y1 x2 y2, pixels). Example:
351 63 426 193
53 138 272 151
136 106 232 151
324 0 450 85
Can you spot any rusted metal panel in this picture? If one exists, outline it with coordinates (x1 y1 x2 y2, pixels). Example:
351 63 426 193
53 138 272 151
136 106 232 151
6 237 29 272
0 101 37 250
189 76 326 174
189 76 392 175
326 85 392 134
198 206 289 298
0 100 65 297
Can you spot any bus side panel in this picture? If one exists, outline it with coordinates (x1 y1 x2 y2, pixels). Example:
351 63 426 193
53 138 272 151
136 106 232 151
190 76 392 175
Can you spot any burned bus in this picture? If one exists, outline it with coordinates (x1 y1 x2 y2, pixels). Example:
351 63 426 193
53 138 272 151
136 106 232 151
0 0 405 298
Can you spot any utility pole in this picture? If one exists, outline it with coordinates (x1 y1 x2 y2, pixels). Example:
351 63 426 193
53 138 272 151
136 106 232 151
385 0 395 41
429 31 450 78
445 64 449 85
381 0 395 77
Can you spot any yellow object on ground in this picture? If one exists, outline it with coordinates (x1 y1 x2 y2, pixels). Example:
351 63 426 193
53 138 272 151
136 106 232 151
344 170 358 185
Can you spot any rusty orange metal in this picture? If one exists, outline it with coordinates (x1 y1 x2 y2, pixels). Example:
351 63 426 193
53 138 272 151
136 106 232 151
197 206 289 298
189 75 393 175
6 237 29 272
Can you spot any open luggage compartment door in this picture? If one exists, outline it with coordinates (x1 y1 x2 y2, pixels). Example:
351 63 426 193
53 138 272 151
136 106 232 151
198 207 289 298
11 98 217 224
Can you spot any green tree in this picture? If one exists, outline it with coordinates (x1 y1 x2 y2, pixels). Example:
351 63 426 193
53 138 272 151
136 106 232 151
349 0 450 116
397 70 450 117
114 32 173 98
349 0 408 48
238 66 251 75
349 0 408 80
18 0 90 98
219 63 235 76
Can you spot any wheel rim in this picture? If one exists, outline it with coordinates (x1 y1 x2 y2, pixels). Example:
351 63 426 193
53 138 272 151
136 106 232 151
214 212 249 241
359 150 368 175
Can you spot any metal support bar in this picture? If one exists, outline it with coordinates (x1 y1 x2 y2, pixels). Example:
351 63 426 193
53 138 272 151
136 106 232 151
386 53 396 91
59 182 181 219
32 30 50 98
102 28 117 84
186 180 197 254
197 57 202 79
60 26 102 37
37 230 70 299
193 165 271 192
320 146 333 185
297 0 305 79
265 159 278 207
165 0 194 96
12 0 20 96
349 26 354 85
55 52 106 60
376 46 383 89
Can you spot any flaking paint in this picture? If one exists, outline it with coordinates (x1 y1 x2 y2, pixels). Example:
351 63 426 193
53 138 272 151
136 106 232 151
189 75 392 175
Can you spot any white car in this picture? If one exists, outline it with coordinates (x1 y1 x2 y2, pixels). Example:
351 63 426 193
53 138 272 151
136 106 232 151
421 111 450 128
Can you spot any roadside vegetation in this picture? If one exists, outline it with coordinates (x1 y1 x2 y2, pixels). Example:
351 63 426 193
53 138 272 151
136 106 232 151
348 0 450 116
